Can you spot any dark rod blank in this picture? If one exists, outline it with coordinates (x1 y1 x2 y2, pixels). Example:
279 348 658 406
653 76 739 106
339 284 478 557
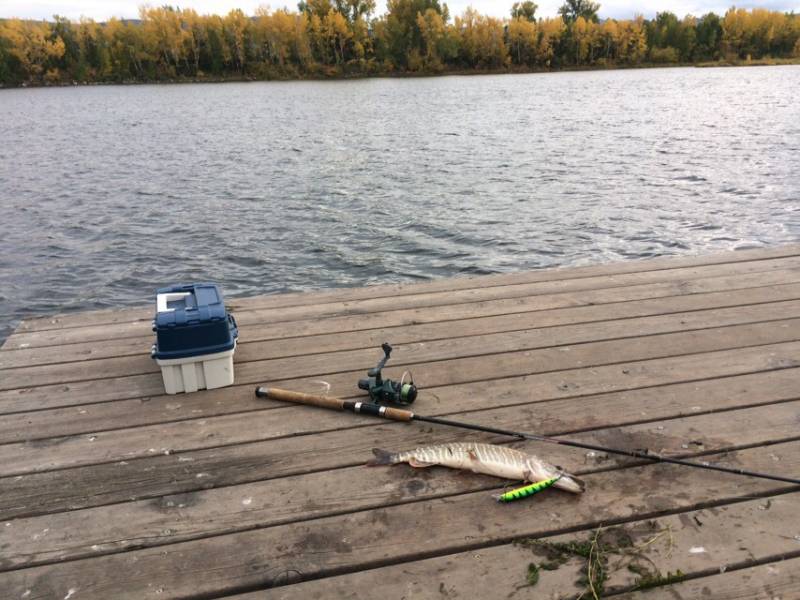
256 387 800 486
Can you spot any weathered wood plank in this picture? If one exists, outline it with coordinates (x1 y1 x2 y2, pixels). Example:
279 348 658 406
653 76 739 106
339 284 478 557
5 276 800 371
14 244 800 334
2 399 800 570
2 329 795 432
2 247 799 600
6 255 800 350
230 494 800 600
1 442 797 600
615 557 800 600
2 346 797 520
3 298 799 443
1 320 798 476
5 293 800 392
2 302 798 414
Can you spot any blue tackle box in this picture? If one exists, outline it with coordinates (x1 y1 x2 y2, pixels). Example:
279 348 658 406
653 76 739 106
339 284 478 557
151 283 238 394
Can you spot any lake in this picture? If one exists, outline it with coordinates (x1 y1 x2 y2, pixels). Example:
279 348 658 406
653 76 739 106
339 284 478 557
1 66 798 342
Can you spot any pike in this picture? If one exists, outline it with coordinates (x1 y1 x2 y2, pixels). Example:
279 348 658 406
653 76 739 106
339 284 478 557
254 387 800 486
368 443 584 493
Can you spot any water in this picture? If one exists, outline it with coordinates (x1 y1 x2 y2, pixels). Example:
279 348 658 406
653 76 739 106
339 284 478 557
1 66 799 341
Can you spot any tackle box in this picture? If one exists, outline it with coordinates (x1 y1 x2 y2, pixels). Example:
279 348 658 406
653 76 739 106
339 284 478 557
151 283 238 394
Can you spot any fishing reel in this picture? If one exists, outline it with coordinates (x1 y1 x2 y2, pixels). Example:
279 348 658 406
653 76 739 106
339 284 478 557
358 342 418 405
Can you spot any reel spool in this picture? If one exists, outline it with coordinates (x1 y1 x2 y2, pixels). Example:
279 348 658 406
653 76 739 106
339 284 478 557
358 342 418 405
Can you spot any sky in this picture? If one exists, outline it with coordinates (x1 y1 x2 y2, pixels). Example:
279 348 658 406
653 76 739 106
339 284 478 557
2 0 798 22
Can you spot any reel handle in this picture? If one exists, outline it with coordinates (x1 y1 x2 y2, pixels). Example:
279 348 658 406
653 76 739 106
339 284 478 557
255 386 415 422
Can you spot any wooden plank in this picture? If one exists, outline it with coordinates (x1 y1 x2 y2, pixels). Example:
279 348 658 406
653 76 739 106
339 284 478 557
5 293 800 391
230 495 800 600
2 346 797 520
1 441 797 599
615 556 800 600
0 348 797 449
1 320 798 476
14 244 800 334
3 297 798 443
2 305 798 414
3 399 800 570
6 255 800 350
3 328 795 426
3 276 800 372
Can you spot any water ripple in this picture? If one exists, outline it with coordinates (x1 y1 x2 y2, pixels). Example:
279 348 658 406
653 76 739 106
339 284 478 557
1 66 799 340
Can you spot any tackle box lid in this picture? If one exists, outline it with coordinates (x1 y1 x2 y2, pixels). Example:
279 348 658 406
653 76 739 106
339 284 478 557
152 283 238 360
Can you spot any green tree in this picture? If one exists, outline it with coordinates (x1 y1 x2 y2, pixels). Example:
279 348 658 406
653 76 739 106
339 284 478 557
694 12 722 60
559 0 600 24
380 0 447 68
511 1 538 22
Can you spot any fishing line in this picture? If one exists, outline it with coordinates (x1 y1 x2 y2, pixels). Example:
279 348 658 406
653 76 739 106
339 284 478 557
255 386 800 486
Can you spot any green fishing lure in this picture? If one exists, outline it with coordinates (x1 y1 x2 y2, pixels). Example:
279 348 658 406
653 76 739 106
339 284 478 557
495 476 562 502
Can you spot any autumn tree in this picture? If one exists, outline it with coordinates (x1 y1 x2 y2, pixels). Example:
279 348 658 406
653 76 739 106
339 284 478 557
223 9 251 73
416 8 448 69
616 15 647 64
455 7 508 69
298 0 333 18
507 16 538 65
0 19 65 82
323 11 352 64
0 5 797 86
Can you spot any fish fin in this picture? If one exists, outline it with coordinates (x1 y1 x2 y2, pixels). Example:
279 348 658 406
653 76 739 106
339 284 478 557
408 458 436 468
366 448 395 466
467 449 478 461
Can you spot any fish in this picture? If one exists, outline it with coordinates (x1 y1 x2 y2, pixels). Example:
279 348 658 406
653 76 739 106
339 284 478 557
367 442 584 494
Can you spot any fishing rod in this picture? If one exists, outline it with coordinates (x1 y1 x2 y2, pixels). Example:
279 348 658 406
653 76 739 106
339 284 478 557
255 386 800 486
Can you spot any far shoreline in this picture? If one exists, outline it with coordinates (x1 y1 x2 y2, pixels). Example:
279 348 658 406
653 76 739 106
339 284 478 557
3 57 799 90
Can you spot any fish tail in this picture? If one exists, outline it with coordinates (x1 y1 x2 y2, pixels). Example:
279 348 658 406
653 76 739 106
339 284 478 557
367 448 396 466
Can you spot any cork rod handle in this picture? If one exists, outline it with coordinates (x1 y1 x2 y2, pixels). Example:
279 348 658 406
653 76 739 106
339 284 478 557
255 387 344 410
255 386 415 422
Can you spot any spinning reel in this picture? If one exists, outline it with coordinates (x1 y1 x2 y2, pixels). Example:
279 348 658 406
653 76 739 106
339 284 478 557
358 343 418 405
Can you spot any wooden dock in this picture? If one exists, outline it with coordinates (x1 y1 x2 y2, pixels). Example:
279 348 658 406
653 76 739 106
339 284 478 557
1 245 800 599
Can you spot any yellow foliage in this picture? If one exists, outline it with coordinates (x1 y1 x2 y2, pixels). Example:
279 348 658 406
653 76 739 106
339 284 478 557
417 8 446 67
323 11 351 64
0 19 65 78
507 17 538 65
455 7 508 69
0 5 797 84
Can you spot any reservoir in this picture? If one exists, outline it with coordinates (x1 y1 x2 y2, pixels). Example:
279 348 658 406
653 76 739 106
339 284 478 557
1 65 798 340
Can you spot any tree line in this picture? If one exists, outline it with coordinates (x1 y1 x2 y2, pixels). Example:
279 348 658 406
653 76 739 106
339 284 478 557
1 1 799 86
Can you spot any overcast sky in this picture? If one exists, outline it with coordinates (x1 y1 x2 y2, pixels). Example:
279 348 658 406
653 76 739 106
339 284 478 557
3 0 799 22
